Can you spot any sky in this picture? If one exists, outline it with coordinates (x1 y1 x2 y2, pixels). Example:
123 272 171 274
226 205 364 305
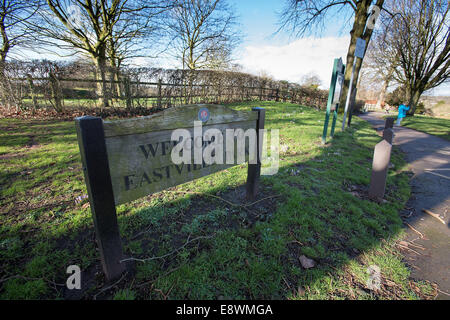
229 0 352 88
15 0 450 96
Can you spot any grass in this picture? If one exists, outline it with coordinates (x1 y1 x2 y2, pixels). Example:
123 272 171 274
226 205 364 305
395 115 450 141
0 101 435 300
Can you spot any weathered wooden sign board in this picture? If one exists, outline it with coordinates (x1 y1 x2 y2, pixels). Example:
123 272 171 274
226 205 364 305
322 57 346 144
76 104 265 281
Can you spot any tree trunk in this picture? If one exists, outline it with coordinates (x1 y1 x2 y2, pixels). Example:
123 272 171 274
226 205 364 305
376 77 390 109
0 60 8 108
339 2 370 110
340 0 382 111
408 90 422 115
94 56 109 108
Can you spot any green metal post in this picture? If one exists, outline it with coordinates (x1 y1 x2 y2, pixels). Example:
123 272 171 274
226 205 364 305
330 64 346 138
322 58 339 144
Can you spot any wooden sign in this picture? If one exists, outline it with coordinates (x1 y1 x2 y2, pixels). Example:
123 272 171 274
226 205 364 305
76 104 265 281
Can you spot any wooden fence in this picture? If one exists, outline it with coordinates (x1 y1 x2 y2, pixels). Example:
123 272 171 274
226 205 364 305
5 72 328 112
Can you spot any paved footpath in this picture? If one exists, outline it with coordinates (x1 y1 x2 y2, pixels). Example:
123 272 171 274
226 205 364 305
359 112 450 300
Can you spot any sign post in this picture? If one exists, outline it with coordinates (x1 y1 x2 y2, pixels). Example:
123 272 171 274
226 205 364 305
322 58 345 144
76 104 265 281
342 37 366 131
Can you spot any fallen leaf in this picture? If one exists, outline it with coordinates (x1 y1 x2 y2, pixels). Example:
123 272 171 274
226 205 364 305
299 255 316 269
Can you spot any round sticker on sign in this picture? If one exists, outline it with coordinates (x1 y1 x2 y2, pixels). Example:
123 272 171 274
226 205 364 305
198 107 210 122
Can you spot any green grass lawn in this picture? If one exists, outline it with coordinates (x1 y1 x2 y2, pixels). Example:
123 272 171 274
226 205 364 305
0 101 435 300
399 115 450 141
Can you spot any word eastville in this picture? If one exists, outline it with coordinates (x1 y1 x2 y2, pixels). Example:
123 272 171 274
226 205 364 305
123 128 251 192
176 304 273 317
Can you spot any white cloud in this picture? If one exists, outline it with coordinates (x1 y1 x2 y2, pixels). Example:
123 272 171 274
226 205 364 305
237 37 350 89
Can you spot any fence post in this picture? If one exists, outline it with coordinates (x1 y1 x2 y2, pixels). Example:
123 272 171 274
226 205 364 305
124 76 132 109
157 78 162 108
27 74 38 112
246 107 265 201
49 71 63 112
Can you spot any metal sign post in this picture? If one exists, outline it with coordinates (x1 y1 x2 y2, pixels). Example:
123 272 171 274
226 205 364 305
342 38 365 131
322 58 345 144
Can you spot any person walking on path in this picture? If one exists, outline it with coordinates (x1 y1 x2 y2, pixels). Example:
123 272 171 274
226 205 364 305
396 103 410 126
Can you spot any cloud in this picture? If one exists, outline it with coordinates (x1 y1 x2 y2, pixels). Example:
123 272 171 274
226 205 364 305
237 37 350 89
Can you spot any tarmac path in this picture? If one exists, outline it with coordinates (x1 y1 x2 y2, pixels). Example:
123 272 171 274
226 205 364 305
358 112 450 300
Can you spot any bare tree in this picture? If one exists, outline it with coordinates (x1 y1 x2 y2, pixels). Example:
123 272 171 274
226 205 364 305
106 1 172 98
0 0 41 107
361 16 400 108
389 0 449 114
34 0 168 107
301 71 322 89
0 0 41 63
166 0 240 70
279 0 386 109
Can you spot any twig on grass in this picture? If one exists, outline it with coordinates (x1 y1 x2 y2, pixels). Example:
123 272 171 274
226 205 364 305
120 234 215 263
405 223 425 239
437 288 450 297
93 273 127 300
422 209 446 225
135 264 184 289
396 243 422 256
243 194 282 207
165 190 256 215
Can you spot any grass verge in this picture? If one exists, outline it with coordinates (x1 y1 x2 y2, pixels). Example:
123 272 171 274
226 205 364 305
0 101 435 299
394 115 450 141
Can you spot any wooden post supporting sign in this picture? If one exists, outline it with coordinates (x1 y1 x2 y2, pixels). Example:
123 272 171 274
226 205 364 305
75 117 127 281
246 107 265 200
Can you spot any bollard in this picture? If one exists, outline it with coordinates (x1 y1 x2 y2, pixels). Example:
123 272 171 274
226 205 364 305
383 127 394 144
384 117 395 129
368 118 395 200
368 140 392 200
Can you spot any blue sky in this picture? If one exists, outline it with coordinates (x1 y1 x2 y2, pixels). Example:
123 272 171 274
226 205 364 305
229 0 353 87
229 0 449 96
18 0 449 96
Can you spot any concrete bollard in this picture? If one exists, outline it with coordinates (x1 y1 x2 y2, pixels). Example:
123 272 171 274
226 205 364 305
384 117 395 129
383 127 394 144
368 118 395 200
368 139 392 200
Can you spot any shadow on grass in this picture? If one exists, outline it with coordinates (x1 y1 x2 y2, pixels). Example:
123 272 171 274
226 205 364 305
57 124 414 299
0 108 426 300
